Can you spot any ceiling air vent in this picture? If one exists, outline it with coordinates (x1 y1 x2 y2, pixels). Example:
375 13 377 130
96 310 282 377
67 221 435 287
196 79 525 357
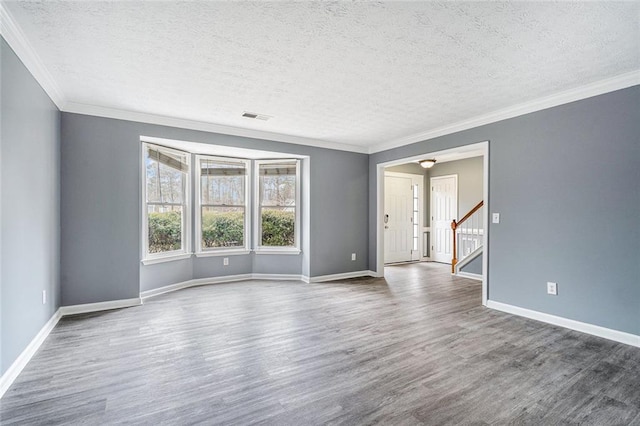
242 111 271 121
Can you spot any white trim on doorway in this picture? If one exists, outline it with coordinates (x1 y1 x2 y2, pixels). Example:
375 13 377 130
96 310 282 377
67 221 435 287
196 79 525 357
384 171 424 264
430 174 458 264
375 141 489 306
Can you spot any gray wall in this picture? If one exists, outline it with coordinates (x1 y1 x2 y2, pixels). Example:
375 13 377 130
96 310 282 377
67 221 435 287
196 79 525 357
460 253 483 275
1 39 61 374
370 86 640 335
140 258 193 293
427 156 483 227
61 113 369 302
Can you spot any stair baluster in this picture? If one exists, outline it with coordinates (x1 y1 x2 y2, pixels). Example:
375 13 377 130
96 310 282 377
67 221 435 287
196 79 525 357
451 200 484 274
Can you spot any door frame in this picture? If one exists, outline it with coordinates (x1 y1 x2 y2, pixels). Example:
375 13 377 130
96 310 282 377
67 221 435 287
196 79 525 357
375 141 489 306
384 171 424 264
430 174 458 264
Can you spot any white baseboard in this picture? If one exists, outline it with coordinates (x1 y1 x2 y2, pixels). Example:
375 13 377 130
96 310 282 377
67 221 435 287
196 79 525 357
1 296 144 399
59 297 142 316
456 271 482 281
141 271 377 299
140 274 252 299
140 273 305 300
251 273 303 281
487 300 640 348
0 309 62 399
308 270 377 283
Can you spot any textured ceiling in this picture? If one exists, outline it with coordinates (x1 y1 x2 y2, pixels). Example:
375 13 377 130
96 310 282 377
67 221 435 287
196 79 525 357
3 1 639 150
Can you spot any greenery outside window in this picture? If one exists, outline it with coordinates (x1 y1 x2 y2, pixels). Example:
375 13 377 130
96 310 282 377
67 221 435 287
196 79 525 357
142 143 190 262
196 156 250 254
255 159 300 252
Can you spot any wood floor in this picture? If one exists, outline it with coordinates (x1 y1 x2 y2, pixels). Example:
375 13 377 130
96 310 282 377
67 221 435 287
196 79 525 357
1 262 639 425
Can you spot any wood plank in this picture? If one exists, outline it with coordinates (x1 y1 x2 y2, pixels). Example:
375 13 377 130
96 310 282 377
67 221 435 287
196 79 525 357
1 262 638 424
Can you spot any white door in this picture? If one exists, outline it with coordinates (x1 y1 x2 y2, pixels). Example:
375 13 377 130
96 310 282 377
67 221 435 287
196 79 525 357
431 175 458 264
384 175 414 263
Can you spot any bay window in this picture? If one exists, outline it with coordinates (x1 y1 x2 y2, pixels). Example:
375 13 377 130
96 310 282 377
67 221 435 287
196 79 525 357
141 139 302 263
256 160 300 252
142 143 190 262
196 156 250 254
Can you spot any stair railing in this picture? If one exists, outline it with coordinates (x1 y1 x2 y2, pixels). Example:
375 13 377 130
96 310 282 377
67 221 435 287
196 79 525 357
451 200 484 273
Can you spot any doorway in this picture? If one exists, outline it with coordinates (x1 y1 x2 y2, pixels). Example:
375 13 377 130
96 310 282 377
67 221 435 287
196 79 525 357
375 141 489 306
430 175 457 264
384 172 422 264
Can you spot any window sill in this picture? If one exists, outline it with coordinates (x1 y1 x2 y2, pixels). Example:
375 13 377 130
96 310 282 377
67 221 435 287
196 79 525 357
195 250 251 258
141 253 192 265
254 248 301 255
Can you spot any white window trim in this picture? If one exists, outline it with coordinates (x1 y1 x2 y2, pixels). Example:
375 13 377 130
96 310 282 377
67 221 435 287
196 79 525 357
141 143 192 264
254 247 301 255
142 253 192 265
194 155 251 256
254 159 301 254
195 249 251 258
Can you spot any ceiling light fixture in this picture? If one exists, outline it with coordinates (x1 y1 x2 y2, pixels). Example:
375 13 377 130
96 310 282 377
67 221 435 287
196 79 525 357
419 159 437 169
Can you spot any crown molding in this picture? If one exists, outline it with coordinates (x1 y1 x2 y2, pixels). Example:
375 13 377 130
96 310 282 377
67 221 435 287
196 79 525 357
369 70 640 154
0 2 65 109
63 101 369 154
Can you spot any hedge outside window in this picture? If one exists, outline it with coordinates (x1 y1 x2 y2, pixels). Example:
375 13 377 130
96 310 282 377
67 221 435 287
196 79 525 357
257 160 299 249
143 143 189 259
197 156 249 251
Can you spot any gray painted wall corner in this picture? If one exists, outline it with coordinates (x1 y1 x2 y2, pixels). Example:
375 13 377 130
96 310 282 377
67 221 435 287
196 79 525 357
60 114 141 305
1 37 61 373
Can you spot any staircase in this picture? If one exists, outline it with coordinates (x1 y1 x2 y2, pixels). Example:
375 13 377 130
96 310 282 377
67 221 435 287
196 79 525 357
451 201 483 278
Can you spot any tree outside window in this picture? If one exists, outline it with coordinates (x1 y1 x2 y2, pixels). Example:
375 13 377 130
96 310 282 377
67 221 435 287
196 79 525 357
258 161 298 248
198 157 249 250
144 144 189 256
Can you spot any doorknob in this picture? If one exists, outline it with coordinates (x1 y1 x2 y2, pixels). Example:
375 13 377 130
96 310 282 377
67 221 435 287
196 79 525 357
384 214 389 224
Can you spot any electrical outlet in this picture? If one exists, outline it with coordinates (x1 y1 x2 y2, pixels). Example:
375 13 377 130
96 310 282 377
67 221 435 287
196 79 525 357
547 282 557 295
223 257 229 266
42 290 46 304
351 253 356 261
492 213 500 224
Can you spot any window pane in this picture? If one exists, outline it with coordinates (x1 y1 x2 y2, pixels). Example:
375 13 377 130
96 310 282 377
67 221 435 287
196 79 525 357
261 207 295 246
258 161 297 247
260 174 296 207
159 162 185 204
200 159 246 207
147 205 182 253
146 156 160 202
146 149 186 204
201 206 245 249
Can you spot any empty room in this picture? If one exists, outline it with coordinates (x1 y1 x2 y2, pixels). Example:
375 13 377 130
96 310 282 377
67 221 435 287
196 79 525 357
1 1 639 424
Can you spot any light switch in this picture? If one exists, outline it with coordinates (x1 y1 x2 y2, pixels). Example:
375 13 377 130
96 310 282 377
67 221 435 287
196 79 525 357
492 213 500 224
